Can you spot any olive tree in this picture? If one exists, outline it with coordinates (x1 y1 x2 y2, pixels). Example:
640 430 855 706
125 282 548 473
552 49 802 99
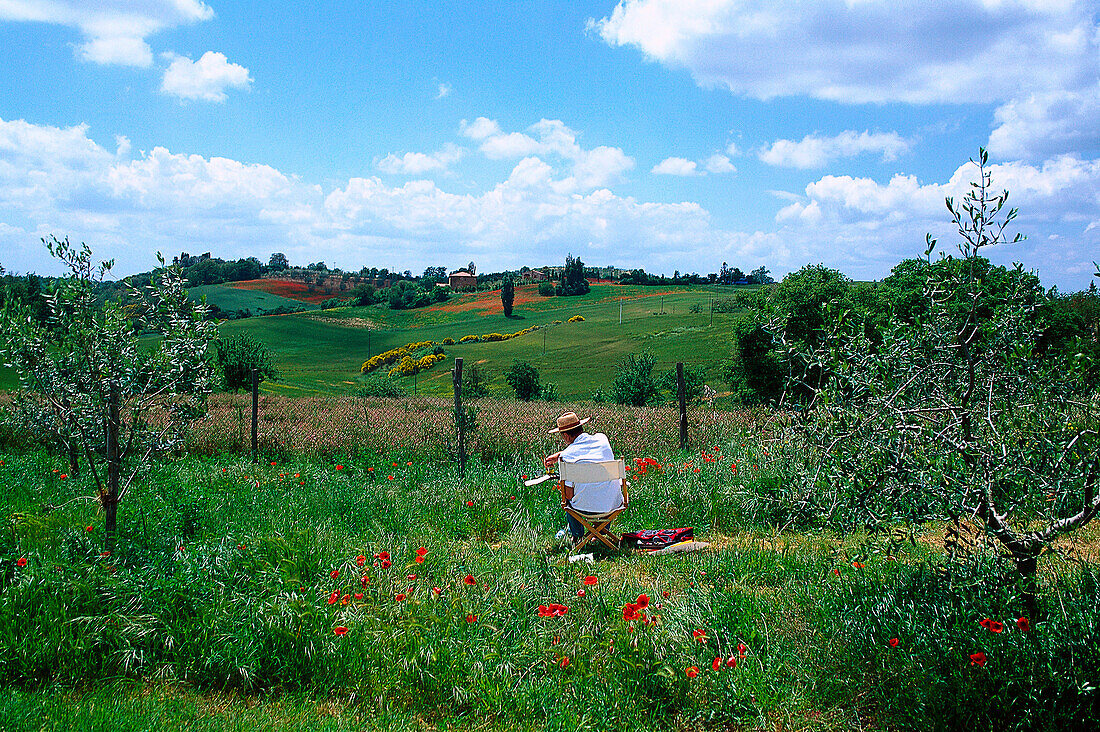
0 237 217 548
772 151 1098 613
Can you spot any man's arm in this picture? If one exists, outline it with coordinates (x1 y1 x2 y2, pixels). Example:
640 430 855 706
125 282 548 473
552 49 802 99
544 451 562 471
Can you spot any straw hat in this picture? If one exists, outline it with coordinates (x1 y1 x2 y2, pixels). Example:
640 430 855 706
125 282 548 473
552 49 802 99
548 411 590 434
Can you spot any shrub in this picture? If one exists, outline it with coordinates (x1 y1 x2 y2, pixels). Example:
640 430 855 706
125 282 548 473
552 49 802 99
442 337 456 345
505 360 540 401
538 282 556 297
357 374 407 398
568 315 585 322
611 351 658 407
214 334 279 392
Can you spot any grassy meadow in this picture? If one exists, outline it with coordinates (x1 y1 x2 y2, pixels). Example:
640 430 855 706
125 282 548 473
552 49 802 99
1 402 1099 731
221 282 749 399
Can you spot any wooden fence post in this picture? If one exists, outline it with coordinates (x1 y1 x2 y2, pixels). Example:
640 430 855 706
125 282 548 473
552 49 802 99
453 357 466 476
251 368 259 463
677 362 688 450
104 381 120 550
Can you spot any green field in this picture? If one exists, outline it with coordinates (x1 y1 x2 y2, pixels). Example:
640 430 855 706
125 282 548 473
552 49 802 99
223 284 751 398
187 283 319 315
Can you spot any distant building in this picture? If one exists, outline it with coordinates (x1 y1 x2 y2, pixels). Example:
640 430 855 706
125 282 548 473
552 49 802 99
448 270 477 289
522 270 548 282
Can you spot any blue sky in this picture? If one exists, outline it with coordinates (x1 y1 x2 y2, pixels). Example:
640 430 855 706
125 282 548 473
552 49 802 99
0 0 1097 289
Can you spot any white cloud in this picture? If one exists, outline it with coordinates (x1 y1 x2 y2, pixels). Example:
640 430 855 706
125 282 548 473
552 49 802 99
0 117 1095 290
0 0 214 67
704 154 735 174
470 118 635 190
436 82 452 99
772 156 1100 281
652 157 699 176
759 131 912 169
460 117 502 140
988 87 1100 160
592 1 1098 105
377 144 465 175
160 51 252 102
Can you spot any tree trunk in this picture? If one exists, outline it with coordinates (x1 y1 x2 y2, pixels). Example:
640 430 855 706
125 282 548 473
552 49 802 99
1009 543 1042 620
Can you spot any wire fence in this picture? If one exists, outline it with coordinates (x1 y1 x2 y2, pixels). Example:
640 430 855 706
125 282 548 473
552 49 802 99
185 365 773 465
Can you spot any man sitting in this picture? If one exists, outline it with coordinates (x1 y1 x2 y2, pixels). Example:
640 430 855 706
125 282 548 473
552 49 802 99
543 411 624 542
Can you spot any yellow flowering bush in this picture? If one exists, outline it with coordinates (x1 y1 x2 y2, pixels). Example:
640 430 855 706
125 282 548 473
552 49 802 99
459 335 480 343
361 340 437 373
568 315 585 323
442 337 456 345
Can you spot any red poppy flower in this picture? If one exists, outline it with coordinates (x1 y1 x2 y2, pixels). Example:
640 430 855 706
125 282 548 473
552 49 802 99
432 586 441 595
851 561 864 569
392 462 398 467
333 626 348 636
330 569 340 580
738 642 747 659
577 589 585 597
415 555 425 564
407 461 413 466
726 656 738 668
712 657 721 671
99 550 111 558
989 621 1004 633
388 475 394 480
355 555 366 566
636 593 649 609
270 461 277 466
415 547 428 557
661 590 670 598
367 467 373 472
889 638 899 647
327 590 339 605
360 575 370 588
407 574 417 581
465 500 473 506
340 594 350 605
979 618 992 629
380 559 391 568
559 656 569 668
832 568 841 576
466 614 477 623
685 666 699 678
622 603 640 621
583 576 597 586
16 557 27 567
463 574 476 586
353 592 363 600
238 544 246 550
395 593 406 602
85 525 93 532
1017 617 1030 632
336 465 344 470
692 629 707 643
970 651 987 667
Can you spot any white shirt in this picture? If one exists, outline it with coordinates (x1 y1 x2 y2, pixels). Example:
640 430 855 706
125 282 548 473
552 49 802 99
560 432 623 514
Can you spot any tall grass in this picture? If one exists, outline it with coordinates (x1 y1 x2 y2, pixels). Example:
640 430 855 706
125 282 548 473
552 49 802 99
1 438 1098 730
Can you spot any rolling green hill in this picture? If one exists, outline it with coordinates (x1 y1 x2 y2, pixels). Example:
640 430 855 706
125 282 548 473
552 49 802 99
221 283 754 400
186 283 319 315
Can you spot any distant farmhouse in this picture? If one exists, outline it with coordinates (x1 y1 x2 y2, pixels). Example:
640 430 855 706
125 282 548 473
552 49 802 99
448 270 477 289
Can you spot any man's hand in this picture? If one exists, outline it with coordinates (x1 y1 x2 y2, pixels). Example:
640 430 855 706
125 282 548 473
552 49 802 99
544 451 562 471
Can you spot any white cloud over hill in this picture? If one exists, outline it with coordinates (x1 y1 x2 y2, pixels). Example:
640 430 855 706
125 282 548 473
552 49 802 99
0 117 1096 288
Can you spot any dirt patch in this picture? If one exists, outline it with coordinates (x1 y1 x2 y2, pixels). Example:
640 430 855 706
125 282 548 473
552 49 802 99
306 316 379 329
